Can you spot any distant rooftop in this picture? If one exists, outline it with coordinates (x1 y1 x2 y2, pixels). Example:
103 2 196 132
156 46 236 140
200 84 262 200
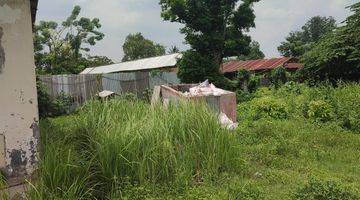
80 53 182 74
221 57 303 73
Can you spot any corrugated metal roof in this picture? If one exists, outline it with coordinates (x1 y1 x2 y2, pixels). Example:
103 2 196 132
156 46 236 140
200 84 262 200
285 62 304 69
221 57 302 73
80 53 182 74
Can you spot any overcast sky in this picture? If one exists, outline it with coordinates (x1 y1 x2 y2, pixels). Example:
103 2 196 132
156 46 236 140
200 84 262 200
37 0 357 62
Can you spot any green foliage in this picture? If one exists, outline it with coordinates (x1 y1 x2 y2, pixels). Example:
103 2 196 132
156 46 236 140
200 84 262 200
31 100 240 198
83 55 114 68
0 173 9 199
237 69 251 90
299 3 360 82
34 6 111 75
236 68 260 93
235 71 260 103
236 90 253 103
122 33 165 62
248 74 261 93
237 82 360 133
278 16 336 58
37 80 73 118
29 82 360 199
248 96 288 120
177 50 221 84
160 0 260 83
168 45 180 54
238 41 265 60
307 100 334 122
228 181 264 200
270 67 288 88
294 179 359 200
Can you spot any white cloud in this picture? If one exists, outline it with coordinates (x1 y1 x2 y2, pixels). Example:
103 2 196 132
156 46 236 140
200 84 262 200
249 0 356 58
37 0 357 61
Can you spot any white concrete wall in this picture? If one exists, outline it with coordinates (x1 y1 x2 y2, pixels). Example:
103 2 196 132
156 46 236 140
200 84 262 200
0 0 39 178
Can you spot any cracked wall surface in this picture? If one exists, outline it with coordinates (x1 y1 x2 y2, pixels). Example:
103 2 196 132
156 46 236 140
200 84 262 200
0 0 39 179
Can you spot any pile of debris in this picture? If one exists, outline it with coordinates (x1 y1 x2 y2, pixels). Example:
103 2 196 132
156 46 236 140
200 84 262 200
152 80 238 130
184 80 224 97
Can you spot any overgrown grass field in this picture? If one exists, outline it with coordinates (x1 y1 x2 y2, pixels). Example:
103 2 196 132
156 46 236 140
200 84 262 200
26 83 360 199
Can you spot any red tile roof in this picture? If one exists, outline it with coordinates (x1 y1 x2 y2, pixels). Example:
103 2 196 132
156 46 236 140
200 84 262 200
221 57 303 73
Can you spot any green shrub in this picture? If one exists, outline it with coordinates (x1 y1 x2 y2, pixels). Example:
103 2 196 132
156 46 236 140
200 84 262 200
331 83 360 132
294 179 359 200
237 69 251 90
236 90 253 103
37 80 73 118
248 74 261 93
51 91 72 115
281 81 302 95
270 67 288 88
250 97 288 120
307 100 334 122
37 80 53 118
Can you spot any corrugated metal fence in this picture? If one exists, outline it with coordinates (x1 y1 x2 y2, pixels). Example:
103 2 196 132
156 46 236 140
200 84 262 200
38 71 180 107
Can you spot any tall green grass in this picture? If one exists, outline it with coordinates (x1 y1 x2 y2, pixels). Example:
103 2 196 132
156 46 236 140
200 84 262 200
28 83 360 199
29 100 240 199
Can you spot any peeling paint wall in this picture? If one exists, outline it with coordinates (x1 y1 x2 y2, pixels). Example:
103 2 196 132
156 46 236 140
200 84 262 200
0 0 39 179
0 27 5 73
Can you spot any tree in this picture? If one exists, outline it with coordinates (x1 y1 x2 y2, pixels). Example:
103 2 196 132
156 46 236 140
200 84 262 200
278 16 336 58
34 6 109 74
298 3 360 83
82 56 114 68
238 41 265 60
160 0 260 84
122 33 166 61
168 45 180 54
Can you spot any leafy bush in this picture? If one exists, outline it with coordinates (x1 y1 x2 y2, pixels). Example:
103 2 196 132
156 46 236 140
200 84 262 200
37 80 73 118
37 80 52 118
236 90 253 103
270 67 288 88
236 70 260 93
249 96 288 120
281 81 302 94
237 69 251 90
307 100 334 122
51 92 72 115
248 74 261 93
237 83 360 133
294 179 359 200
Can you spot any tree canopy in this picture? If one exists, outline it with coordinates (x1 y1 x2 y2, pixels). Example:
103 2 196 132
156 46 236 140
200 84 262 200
278 16 337 58
122 33 166 62
168 45 180 54
34 6 112 75
238 41 265 60
298 3 360 83
160 0 260 84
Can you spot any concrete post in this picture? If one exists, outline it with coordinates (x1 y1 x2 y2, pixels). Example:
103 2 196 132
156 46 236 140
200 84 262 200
0 0 39 180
